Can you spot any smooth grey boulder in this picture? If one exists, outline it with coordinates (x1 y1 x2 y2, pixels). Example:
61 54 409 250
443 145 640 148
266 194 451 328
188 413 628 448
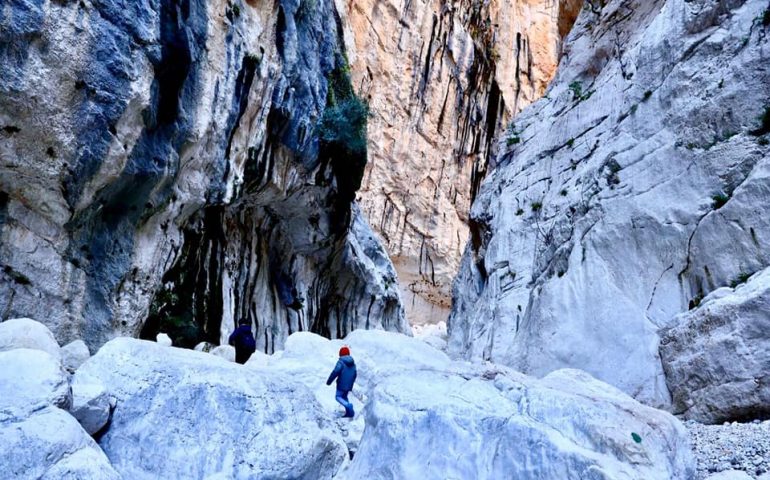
0 348 118 479
61 339 91 372
209 344 235 362
75 338 348 479
70 380 115 436
0 349 70 419
660 267 770 423
0 318 61 362
0 407 121 480
340 365 694 479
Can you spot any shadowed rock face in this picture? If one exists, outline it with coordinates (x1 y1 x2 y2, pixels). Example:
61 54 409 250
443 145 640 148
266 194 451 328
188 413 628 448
449 0 770 408
0 0 406 351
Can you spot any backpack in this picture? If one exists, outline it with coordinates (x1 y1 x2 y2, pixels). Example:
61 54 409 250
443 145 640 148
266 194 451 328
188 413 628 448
237 330 257 354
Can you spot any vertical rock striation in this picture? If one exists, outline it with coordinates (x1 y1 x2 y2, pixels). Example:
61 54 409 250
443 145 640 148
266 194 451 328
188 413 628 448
449 0 770 408
0 0 406 351
341 0 582 324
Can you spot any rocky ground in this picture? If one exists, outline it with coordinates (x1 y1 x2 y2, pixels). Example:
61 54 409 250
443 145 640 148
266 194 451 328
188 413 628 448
687 419 770 479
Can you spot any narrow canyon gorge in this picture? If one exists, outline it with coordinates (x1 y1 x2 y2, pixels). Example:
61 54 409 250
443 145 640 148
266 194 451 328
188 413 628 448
344 0 582 324
1 0 769 478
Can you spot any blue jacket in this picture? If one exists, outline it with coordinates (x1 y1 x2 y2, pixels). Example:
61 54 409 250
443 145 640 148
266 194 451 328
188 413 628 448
326 355 357 391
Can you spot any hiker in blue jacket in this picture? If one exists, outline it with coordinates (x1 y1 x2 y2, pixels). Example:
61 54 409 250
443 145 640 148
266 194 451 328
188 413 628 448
228 319 256 364
326 346 357 417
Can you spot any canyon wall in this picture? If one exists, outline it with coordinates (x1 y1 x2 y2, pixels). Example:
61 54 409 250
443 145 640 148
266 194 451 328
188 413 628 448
340 0 582 324
449 0 770 409
0 0 407 352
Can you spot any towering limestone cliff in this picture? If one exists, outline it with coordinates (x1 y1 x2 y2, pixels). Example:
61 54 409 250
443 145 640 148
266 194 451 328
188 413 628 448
342 0 582 324
450 0 770 411
0 0 407 351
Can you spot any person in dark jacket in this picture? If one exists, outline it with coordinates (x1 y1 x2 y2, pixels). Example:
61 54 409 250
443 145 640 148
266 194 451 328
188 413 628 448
228 319 257 364
326 346 357 417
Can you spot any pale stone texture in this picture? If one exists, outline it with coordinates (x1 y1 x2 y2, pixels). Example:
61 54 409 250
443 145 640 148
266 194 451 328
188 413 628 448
0 349 118 479
0 318 62 362
0 349 71 419
75 338 349 479
210 344 236 362
256 330 694 478
342 0 582 324
449 0 770 408
70 380 115 436
61 339 91 372
0 407 121 480
661 267 770 423
0 0 405 352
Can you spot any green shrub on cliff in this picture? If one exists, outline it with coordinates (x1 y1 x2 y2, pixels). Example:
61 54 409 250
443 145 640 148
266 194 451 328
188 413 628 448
319 97 369 157
320 56 368 157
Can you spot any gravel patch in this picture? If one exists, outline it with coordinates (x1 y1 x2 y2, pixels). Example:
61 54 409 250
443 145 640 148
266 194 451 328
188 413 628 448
686 419 770 479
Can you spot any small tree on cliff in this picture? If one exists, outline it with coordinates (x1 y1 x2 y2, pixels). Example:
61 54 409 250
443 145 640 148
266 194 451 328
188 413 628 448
317 54 369 231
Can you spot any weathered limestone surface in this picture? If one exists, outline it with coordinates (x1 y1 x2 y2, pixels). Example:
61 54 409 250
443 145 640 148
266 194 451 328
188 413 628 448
342 0 582 324
75 337 349 479
0 317 62 361
257 329 695 479
450 0 770 408
0 0 406 351
661 267 770 424
0 347 119 479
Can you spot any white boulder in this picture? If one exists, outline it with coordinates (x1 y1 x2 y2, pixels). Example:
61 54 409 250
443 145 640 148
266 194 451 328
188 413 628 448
341 365 694 479
210 344 235 362
0 348 71 419
61 339 91 372
262 330 433 453
0 407 121 480
244 349 270 367
75 338 348 479
0 348 118 479
266 330 694 477
70 380 115 436
660 267 770 423
0 318 61 362
155 333 172 346
193 341 214 352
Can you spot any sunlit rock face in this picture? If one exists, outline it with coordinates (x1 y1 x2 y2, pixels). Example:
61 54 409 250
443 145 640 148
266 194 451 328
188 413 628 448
341 0 582 324
449 0 770 408
0 0 406 351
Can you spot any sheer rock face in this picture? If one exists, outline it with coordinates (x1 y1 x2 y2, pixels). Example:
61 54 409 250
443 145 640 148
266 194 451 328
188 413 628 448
341 0 581 324
0 0 406 351
449 0 770 408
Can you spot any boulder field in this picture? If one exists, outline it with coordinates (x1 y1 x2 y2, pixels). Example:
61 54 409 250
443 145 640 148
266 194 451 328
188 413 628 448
1 319 695 479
